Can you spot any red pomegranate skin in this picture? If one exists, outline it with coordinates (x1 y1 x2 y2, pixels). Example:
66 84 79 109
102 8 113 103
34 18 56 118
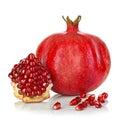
36 16 111 95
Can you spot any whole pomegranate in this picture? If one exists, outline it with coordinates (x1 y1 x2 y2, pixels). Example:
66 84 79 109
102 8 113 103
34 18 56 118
36 16 111 95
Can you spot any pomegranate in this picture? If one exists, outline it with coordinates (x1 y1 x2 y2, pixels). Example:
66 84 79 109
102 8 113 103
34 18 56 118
36 16 111 95
8 53 53 102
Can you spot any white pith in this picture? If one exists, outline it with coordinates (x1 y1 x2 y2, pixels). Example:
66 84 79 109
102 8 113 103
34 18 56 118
11 81 53 103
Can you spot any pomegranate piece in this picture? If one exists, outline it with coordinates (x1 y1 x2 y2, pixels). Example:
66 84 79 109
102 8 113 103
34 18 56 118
36 16 111 95
8 53 53 102
52 102 61 110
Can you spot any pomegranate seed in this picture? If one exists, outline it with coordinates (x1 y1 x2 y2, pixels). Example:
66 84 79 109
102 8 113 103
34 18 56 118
25 70 30 75
20 79 26 84
88 94 95 101
75 104 84 111
21 88 26 94
30 67 35 72
93 100 102 108
102 92 108 99
29 61 35 66
8 73 13 79
97 94 105 103
33 86 38 90
82 99 89 108
31 91 35 96
69 96 81 106
52 102 61 110
37 90 42 96
28 53 35 60
17 83 23 89
26 92 32 97
80 92 86 98
24 75 27 79
26 87 32 93
41 87 46 93
89 100 95 106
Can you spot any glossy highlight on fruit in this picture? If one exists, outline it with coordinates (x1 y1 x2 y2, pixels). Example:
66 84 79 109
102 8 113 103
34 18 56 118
36 16 111 95
8 53 53 102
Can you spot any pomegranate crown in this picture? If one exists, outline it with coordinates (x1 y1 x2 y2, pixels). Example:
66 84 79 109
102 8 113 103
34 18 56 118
62 15 81 32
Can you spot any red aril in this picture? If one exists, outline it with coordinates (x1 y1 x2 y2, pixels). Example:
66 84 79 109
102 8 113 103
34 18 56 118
69 96 81 106
93 100 102 108
36 16 111 95
97 92 108 103
102 92 108 99
75 104 84 111
80 92 87 98
52 102 61 110
97 94 105 103
88 94 95 101
82 99 89 108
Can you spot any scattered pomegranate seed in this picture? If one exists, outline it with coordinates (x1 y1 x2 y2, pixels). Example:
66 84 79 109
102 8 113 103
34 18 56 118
82 99 89 108
97 92 108 103
89 100 95 106
75 104 84 111
87 94 95 106
69 96 81 106
51 92 108 111
52 102 61 110
88 94 95 101
97 94 105 103
102 92 108 99
80 92 86 98
93 100 102 108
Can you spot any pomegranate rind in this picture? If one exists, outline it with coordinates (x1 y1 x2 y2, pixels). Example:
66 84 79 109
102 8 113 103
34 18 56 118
12 81 53 103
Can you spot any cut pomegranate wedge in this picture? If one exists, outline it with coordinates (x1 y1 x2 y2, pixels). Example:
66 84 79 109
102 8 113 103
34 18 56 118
8 53 53 102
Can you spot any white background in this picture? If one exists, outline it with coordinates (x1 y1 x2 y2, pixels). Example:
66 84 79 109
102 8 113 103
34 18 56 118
0 0 120 122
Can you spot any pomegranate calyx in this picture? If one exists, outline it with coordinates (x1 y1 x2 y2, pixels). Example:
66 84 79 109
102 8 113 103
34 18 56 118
62 15 81 32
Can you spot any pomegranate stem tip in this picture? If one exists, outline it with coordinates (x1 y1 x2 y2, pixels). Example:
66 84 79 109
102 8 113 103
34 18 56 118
62 15 81 25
